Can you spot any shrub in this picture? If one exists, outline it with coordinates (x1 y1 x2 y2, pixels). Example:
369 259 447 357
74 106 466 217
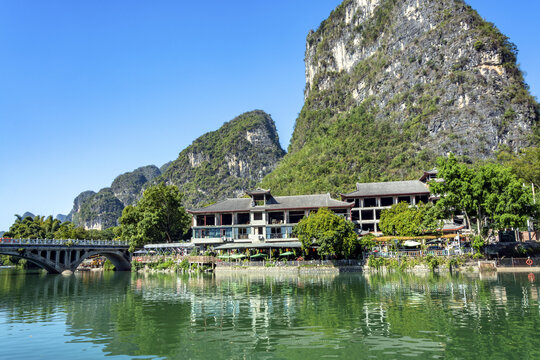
425 255 439 272
178 259 189 271
473 40 484 51
103 259 115 271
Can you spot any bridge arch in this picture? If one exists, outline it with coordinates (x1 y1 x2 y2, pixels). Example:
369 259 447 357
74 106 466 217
74 250 132 272
0 239 131 274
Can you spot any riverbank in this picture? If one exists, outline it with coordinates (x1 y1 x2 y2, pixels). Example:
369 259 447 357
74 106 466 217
130 255 540 275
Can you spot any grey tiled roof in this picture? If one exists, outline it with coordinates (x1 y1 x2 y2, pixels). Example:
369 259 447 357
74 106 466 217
342 180 429 197
246 189 271 195
189 193 353 213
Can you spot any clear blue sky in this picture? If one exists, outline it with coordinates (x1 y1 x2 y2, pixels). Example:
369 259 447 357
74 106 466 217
0 0 538 231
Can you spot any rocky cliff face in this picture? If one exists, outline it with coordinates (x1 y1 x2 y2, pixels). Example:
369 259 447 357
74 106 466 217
160 110 286 208
262 0 538 195
70 188 124 230
111 165 162 206
68 166 161 230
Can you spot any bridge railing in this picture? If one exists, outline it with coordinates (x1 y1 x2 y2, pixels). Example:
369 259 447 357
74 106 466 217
0 238 129 247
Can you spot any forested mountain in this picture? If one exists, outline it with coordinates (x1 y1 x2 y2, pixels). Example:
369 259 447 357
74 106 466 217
261 0 538 196
159 110 286 208
67 110 285 229
67 166 161 230
111 165 162 207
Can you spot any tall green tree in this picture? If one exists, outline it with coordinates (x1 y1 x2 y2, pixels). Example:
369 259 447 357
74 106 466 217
379 202 442 237
294 208 357 258
497 146 540 190
4 214 113 240
430 154 537 235
118 183 191 251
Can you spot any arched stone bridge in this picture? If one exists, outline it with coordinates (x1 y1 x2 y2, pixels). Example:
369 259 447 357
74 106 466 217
0 238 131 274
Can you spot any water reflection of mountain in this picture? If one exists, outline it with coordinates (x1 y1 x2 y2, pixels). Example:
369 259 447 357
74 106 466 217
1 270 540 359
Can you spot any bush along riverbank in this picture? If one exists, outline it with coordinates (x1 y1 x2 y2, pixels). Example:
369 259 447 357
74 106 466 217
131 258 213 273
365 254 481 273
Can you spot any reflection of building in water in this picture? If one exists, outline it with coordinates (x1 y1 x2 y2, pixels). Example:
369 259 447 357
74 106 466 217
492 286 508 305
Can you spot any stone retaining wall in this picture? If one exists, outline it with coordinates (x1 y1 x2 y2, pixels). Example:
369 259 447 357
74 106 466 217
215 265 363 275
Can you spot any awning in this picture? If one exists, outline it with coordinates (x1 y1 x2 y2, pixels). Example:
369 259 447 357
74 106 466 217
280 251 295 256
144 242 194 249
214 241 302 250
403 240 421 247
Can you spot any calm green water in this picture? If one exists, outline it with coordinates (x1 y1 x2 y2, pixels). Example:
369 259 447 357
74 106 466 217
1 269 540 359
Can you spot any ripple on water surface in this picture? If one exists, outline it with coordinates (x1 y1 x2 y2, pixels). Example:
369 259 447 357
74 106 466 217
2 270 540 359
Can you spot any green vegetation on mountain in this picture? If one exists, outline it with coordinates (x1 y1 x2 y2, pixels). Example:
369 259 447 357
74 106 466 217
111 165 161 206
262 0 538 196
72 188 124 230
261 101 436 196
160 110 285 208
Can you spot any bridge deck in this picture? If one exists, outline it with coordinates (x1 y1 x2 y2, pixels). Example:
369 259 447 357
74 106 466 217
0 238 129 247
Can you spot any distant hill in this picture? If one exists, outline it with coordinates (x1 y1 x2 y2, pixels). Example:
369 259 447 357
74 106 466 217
21 212 35 220
55 214 68 222
67 110 285 229
159 110 286 208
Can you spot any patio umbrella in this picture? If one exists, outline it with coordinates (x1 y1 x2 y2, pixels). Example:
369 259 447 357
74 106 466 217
427 239 443 244
280 251 295 256
250 253 268 259
230 254 246 259
217 255 230 259
403 240 421 247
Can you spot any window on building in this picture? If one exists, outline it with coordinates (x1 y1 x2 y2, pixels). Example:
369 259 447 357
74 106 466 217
397 196 411 204
237 213 250 225
253 212 263 221
221 213 232 225
332 209 348 217
220 228 232 238
205 215 215 226
251 194 265 206
238 227 250 239
289 211 305 224
364 198 377 207
375 209 382 220
271 227 283 239
351 210 360 221
268 212 284 224
380 197 394 207
362 223 375 232
361 210 374 220
415 195 429 204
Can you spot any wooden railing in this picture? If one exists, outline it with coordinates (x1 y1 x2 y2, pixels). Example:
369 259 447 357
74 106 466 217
366 248 473 258
132 255 217 264
0 238 129 246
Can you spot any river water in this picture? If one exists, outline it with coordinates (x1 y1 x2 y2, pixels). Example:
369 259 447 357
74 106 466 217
1 269 539 359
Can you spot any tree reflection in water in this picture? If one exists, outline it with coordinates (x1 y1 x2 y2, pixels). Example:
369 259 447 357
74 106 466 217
1 270 540 359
